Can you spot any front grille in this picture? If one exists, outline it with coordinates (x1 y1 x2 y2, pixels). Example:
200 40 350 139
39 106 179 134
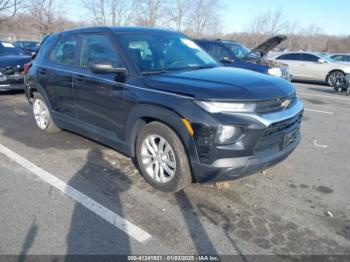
255 112 303 152
255 93 296 114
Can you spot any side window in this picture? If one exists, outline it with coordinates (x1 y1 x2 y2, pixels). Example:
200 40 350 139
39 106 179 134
206 43 231 60
50 37 77 66
302 54 319 62
276 53 302 60
80 34 120 68
332 55 343 61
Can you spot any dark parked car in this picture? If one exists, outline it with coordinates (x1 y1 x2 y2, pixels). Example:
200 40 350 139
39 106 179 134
13 41 41 56
195 36 291 81
25 27 303 192
0 41 31 90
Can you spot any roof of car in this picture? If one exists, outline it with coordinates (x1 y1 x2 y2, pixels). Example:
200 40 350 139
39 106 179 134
330 53 350 56
53 26 179 37
195 39 239 44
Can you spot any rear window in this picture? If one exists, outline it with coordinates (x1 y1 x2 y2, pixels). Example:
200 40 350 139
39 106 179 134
50 37 77 66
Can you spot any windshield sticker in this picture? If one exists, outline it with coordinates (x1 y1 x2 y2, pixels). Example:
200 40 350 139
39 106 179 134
1 43 14 48
181 39 200 49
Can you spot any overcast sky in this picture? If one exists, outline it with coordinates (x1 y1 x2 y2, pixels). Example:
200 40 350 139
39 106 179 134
64 0 349 36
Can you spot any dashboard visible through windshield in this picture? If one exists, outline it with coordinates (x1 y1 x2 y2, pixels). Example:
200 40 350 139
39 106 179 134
117 33 218 73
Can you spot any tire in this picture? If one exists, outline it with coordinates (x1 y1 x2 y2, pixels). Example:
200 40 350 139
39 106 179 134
136 121 192 192
327 71 345 87
32 93 61 133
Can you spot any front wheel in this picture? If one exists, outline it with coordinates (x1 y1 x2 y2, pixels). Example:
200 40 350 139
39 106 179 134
327 71 344 87
136 122 192 192
32 93 61 133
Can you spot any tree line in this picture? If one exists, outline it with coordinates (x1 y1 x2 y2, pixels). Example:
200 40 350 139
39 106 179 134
0 0 349 53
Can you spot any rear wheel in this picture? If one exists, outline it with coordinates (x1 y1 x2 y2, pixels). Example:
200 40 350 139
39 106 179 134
136 122 192 192
32 93 61 133
327 71 344 87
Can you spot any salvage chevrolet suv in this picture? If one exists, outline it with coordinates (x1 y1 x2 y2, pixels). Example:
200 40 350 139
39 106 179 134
25 27 303 192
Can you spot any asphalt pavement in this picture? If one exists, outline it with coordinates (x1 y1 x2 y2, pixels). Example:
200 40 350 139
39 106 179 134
0 83 349 259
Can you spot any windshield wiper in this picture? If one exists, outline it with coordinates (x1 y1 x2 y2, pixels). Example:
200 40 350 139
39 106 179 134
186 65 217 71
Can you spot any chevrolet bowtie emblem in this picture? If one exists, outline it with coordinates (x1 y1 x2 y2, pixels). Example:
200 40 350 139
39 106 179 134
281 99 291 109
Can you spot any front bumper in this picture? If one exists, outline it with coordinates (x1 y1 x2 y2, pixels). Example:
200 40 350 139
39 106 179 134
191 98 303 182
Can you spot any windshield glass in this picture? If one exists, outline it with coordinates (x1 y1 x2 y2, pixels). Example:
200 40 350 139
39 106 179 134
22 42 40 50
318 53 335 62
0 43 22 56
117 33 218 73
224 42 252 59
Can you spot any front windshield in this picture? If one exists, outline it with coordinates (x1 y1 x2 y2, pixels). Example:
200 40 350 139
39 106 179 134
319 53 335 62
225 42 252 59
0 43 21 56
22 42 40 50
117 33 218 73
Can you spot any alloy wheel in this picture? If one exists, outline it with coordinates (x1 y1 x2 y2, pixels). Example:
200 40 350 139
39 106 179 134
33 98 50 130
140 135 176 183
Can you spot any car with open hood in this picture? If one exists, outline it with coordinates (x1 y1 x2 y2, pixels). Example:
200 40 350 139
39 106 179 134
0 41 32 90
25 27 303 192
195 35 291 81
273 52 350 86
13 41 41 56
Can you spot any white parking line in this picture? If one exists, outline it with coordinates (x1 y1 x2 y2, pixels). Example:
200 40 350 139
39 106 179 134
0 143 151 243
304 108 333 115
298 92 350 101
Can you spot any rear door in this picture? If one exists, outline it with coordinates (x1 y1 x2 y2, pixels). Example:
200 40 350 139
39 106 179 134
73 33 126 148
298 53 325 80
37 36 78 121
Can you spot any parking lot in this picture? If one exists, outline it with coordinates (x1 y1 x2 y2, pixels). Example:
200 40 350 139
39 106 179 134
0 82 349 258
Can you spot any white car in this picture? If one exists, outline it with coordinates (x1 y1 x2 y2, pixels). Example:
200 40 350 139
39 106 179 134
273 52 350 86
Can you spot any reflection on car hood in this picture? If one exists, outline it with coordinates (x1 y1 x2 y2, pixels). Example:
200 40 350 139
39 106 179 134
0 55 31 69
248 35 287 58
143 67 295 101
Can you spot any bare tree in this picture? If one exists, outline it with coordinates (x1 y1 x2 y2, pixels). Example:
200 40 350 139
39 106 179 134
110 0 140 26
187 0 222 37
0 0 22 24
137 0 167 27
28 0 64 35
81 0 107 25
165 0 190 32
248 7 288 35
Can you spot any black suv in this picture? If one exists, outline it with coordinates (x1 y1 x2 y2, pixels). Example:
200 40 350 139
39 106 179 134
195 36 291 81
25 27 303 192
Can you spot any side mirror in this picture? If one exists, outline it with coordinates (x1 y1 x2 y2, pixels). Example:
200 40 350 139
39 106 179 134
318 58 326 64
89 59 127 74
220 56 234 64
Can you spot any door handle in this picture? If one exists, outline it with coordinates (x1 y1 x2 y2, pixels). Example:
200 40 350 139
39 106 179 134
75 74 86 82
38 68 47 75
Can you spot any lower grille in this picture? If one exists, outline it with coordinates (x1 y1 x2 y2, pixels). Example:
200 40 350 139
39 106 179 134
255 112 303 151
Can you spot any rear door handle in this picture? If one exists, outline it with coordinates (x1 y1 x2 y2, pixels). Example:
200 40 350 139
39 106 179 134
38 68 47 75
75 74 86 82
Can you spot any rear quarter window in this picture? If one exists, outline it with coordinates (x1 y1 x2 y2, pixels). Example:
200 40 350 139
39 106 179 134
276 53 302 60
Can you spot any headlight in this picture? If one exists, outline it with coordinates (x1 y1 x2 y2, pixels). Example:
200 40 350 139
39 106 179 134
195 101 256 113
268 67 283 77
216 125 243 144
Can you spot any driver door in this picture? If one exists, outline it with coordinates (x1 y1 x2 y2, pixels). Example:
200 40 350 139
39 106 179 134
73 33 126 148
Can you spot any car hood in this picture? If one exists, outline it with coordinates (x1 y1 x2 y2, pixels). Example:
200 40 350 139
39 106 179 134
143 67 295 101
0 55 32 69
247 35 287 58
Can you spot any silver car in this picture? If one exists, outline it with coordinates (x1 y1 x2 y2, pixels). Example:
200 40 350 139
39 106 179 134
273 52 350 86
329 53 350 64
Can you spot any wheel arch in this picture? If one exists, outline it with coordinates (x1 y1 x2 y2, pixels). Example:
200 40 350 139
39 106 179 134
124 104 199 179
326 69 345 82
